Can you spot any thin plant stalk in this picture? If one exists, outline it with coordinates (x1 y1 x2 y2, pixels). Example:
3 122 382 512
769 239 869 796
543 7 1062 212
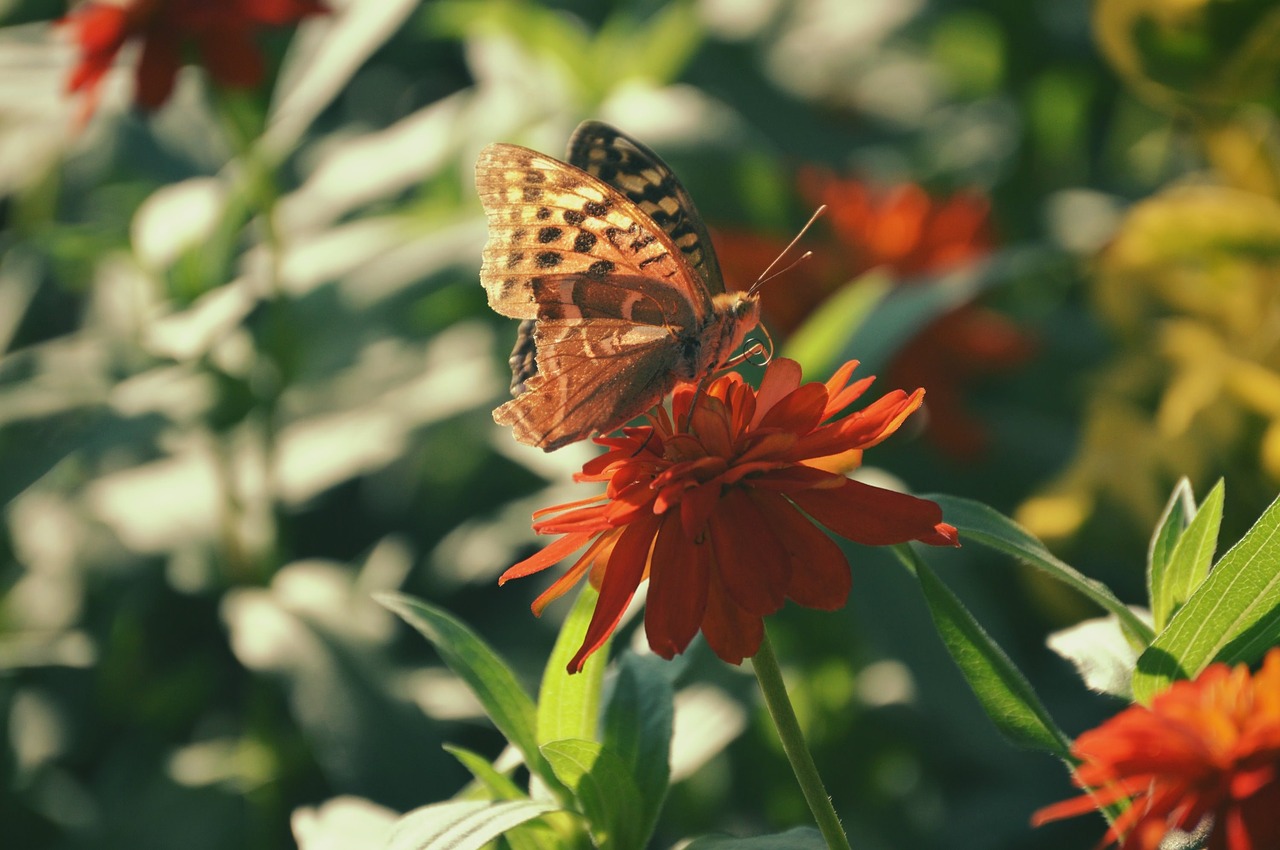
752 627 854 850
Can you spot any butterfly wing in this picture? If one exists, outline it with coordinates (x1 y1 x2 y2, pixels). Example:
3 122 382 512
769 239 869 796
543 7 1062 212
508 122 726 395
476 142 709 449
567 121 725 295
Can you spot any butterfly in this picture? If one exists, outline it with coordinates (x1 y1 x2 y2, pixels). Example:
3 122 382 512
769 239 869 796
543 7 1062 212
475 120 762 451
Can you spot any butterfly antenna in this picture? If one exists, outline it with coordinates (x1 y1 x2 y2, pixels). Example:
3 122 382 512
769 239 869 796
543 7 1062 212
747 204 827 297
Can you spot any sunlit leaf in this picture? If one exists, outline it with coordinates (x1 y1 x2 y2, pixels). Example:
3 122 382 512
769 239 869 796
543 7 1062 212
1132 491 1280 703
1153 480 1224 632
893 545 1072 756
1046 612 1148 699
375 593 564 796
387 799 557 850
442 747 557 850
541 739 645 850
538 585 608 746
1147 478 1194 628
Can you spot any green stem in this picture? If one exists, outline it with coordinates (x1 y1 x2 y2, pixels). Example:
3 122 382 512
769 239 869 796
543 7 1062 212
752 628 854 850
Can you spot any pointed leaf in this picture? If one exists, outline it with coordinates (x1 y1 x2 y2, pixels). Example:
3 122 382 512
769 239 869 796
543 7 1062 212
1153 481 1224 631
538 585 608 746
1132 491 1280 703
375 593 563 796
387 799 557 850
541 739 645 850
893 545 1072 756
441 747 559 850
929 495 1155 645
682 828 826 848
602 653 673 846
1147 478 1195 623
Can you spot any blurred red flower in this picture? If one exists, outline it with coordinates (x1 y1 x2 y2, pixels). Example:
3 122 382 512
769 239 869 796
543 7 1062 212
62 0 326 120
715 169 1033 459
501 358 959 673
1033 648 1280 850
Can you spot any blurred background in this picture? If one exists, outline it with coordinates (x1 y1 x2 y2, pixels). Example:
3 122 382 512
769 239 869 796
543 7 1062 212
1 0 1278 848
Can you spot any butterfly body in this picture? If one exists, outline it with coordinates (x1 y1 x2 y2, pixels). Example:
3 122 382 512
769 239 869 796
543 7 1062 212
476 122 758 451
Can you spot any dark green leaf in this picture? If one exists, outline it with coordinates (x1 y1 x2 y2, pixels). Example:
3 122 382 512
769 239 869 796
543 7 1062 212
929 495 1155 645
682 828 826 849
893 545 1072 756
602 653 673 846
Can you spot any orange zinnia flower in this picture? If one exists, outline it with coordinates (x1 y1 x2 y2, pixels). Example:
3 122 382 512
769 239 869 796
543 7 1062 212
500 358 960 673
61 0 326 120
1033 648 1280 850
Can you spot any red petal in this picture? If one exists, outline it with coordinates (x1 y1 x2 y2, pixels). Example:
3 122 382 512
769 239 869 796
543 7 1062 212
678 481 722 540
499 531 595 584
530 533 615 616
790 479 956 547
134 29 181 109
750 491 852 610
707 489 789 616
197 29 265 89
757 382 829 435
700 565 763 664
645 515 710 658
750 358 803 427
567 512 660 673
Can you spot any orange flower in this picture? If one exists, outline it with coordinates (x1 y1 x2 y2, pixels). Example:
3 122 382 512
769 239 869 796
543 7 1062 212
61 0 326 120
716 170 1033 459
1033 648 1280 850
500 358 959 673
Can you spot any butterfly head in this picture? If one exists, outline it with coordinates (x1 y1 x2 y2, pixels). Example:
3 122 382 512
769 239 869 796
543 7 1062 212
703 290 762 371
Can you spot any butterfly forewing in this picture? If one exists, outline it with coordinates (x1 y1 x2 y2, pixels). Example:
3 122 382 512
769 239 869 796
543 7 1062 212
567 121 725 297
475 144 710 323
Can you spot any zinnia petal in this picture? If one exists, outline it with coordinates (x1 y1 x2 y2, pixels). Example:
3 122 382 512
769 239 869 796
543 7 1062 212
645 515 711 659
700 564 764 664
748 490 852 610
568 512 660 672
708 490 790 616
790 478 959 547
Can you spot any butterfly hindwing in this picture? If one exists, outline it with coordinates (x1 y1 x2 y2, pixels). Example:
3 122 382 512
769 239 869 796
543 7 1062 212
493 317 680 451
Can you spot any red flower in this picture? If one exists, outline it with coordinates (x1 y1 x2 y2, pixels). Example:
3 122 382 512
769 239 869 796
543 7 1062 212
500 358 959 673
61 0 326 120
1033 648 1280 850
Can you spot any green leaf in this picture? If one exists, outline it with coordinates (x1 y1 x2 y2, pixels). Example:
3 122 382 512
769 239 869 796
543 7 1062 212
893 545 1072 756
602 653 673 846
538 585 608 746
442 747 559 850
444 744 527 801
682 828 826 849
541 739 646 850
375 593 564 796
387 799 557 850
1154 480 1224 632
1147 478 1195 623
929 495 1155 645
1046 613 1146 699
1132 490 1280 703
782 271 892 377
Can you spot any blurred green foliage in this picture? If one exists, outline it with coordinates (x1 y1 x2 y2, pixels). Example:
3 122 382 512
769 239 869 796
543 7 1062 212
0 0 1276 849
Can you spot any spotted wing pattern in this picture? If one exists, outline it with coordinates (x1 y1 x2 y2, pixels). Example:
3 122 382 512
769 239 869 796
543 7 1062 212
475 141 711 449
508 121 723 396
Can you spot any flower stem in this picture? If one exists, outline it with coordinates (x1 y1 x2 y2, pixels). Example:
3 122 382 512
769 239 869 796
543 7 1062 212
752 627 854 850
